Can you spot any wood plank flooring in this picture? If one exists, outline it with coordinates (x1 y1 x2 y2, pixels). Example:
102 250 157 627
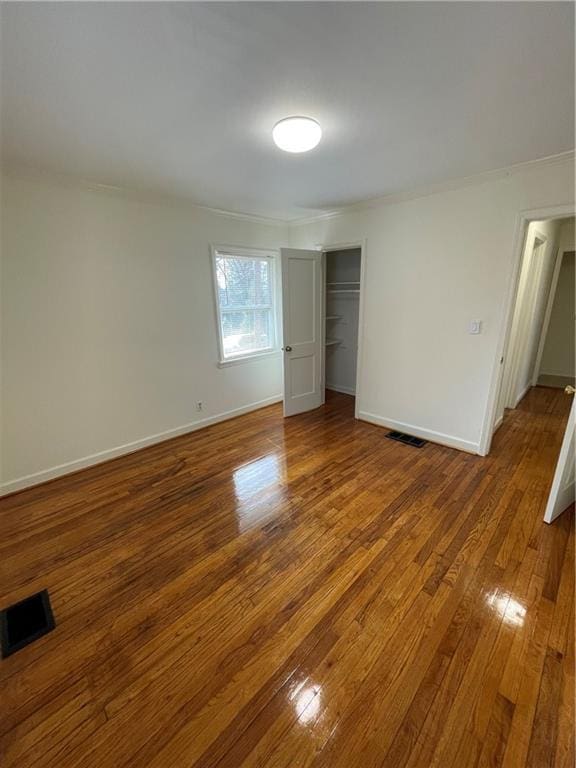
0 386 573 767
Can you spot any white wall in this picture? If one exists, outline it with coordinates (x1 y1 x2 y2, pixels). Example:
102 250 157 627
1 174 288 492
290 156 574 453
540 251 575 379
558 216 575 255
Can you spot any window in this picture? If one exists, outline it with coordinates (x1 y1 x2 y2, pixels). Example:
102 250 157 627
212 247 278 363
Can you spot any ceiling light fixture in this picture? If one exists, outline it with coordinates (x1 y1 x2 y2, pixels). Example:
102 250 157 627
272 116 322 153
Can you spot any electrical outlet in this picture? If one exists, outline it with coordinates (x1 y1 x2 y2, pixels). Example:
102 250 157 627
196 401 203 411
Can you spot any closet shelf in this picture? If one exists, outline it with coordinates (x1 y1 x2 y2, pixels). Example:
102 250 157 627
326 281 360 286
325 339 342 346
326 315 342 320
328 289 360 294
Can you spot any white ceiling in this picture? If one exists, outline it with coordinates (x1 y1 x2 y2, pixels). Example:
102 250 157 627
1 2 574 220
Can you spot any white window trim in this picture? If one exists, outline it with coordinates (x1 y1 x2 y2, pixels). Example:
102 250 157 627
210 244 281 366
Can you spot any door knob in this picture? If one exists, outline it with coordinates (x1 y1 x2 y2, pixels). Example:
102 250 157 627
565 385 575 395
283 345 292 352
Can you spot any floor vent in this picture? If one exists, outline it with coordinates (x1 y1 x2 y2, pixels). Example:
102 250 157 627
0 590 55 658
386 430 427 448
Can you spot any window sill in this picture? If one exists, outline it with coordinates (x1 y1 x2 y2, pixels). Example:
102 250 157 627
217 350 281 368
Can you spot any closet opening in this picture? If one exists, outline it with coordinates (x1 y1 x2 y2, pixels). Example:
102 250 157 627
322 246 362 406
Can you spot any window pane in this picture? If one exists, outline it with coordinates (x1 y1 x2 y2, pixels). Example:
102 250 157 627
215 254 275 358
216 256 272 309
222 309 272 357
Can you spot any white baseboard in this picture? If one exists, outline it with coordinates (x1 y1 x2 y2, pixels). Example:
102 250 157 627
537 373 575 389
357 410 480 454
493 414 504 434
0 395 283 496
326 383 356 396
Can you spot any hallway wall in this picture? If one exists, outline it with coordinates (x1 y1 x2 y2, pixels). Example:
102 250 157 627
540 250 575 381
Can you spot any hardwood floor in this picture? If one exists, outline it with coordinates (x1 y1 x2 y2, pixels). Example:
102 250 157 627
0 387 573 768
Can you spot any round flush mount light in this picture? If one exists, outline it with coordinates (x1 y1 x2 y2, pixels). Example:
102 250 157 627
272 116 322 153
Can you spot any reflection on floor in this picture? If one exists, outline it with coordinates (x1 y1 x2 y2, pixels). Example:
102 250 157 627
0 387 573 767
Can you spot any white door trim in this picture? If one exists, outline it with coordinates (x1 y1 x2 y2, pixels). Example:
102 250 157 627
479 203 575 456
503 229 548 409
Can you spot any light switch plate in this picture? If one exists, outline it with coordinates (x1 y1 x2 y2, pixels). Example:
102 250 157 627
468 319 482 335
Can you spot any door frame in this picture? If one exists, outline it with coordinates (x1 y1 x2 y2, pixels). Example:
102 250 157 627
316 239 367 420
479 204 575 456
500 229 548 411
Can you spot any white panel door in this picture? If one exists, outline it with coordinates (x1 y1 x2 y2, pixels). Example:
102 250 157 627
281 248 323 417
544 394 575 523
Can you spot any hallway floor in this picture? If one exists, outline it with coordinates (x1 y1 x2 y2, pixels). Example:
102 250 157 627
0 386 573 767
